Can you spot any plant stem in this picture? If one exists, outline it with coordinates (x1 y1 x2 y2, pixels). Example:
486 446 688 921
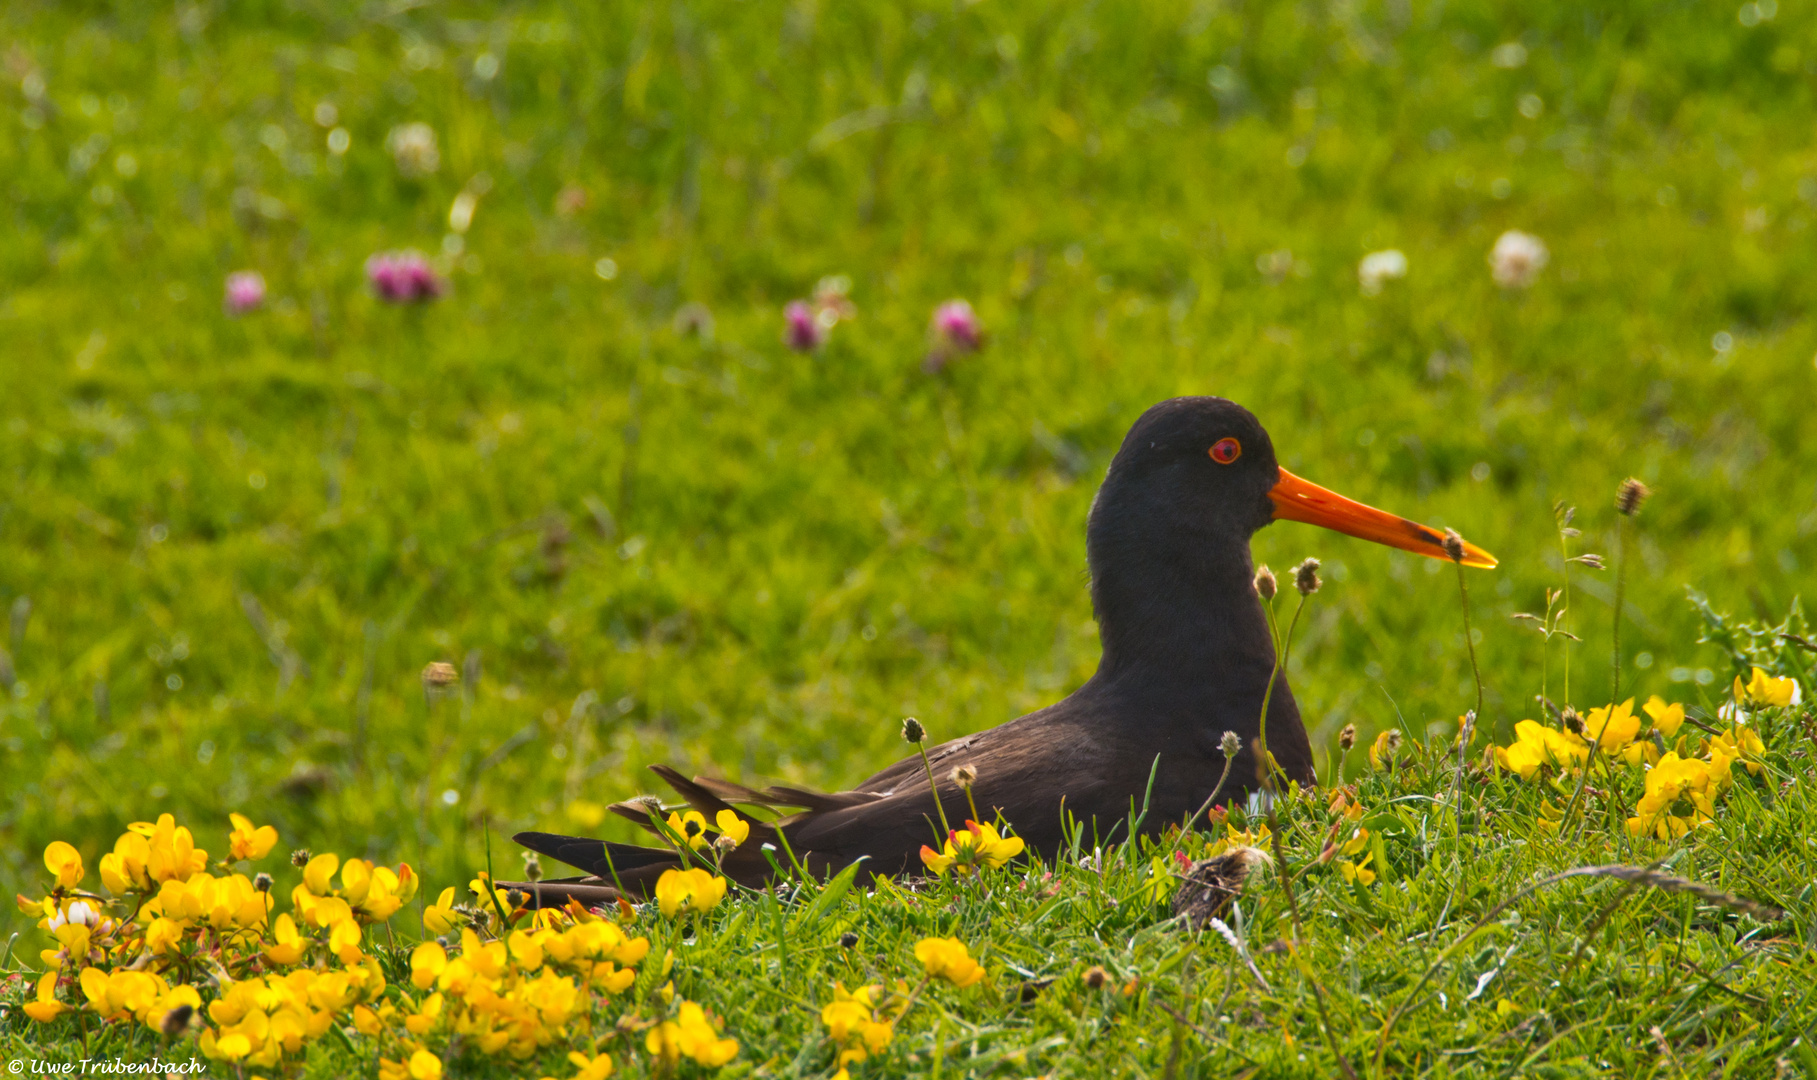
1255 589 1358 1080
1452 557 1485 829
1612 512 1631 703
915 741 953 839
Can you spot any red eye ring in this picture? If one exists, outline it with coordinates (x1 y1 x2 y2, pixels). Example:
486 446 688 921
1210 438 1242 464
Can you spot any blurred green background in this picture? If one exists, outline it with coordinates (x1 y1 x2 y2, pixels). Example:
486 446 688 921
3 0 1813 931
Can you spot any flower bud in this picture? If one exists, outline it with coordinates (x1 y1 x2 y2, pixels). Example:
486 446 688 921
1254 565 1277 601
1083 965 1109 990
522 852 543 882
902 717 926 744
1617 478 1650 517
253 872 273 893
290 849 312 868
1219 731 1241 758
1338 724 1356 752
422 661 459 698
1442 528 1466 563
1561 707 1584 737
950 764 978 787
1294 557 1322 596
839 931 859 949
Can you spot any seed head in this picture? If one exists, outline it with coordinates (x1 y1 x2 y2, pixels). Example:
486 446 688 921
1294 557 1322 596
901 717 926 744
1338 724 1357 752
950 764 978 787
522 852 543 882
1442 528 1466 563
160 1003 195 1037
1083 965 1109 990
290 849 312 868
1219 731 1242 758
1572 553 1606 570
505 888 526 909
713 834 739 857
838 931 859 949
422 661 459 692
253 872 273 893
1254 565 1277 601
1617 478 1650 517
1561 707 1584 737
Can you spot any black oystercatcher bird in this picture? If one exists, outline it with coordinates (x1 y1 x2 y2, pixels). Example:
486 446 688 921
510 397 1494 903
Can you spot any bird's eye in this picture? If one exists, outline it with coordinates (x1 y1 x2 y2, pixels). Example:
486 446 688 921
1209 438 1242 464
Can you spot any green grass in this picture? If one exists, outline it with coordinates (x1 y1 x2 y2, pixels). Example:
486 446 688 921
3 0 1817 1073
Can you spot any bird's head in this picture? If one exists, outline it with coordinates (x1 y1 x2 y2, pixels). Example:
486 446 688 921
1092 397 1496 569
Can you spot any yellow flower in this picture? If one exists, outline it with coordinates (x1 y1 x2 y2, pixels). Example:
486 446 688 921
99 830 152 894
1708 722 1766 777
227 814 279 862
665 810 711 852
654 868 726 919
1575 699 1641 757
262 913 305 965
821 983 894 1066
646 1001 738 1067
411 941 447 990
1337 853 1376 886
138 814 208 883
917 820 1025 878
1625 752 1720 840
1642 696 1686 740
1493 720 1586 781
303 853 340 896
715 809 750 847
554 1050 614 1080
1367 729 1402 770
1735 666 1799 708
44 841 85 889
914 936 985 988
423 886 461 934
23 972 69 1023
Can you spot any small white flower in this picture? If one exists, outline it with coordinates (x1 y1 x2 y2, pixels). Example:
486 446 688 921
1357 249 1408 295
49 900 100 930
1489 230 1548 289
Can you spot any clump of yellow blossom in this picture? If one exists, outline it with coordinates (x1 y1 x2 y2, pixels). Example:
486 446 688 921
822 982 897 1072
918 820 1025 877
654 867 727 919
914 936 986 988
646 1000 739 1067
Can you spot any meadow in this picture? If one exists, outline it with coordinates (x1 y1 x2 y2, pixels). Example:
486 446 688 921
3 0 1817 1075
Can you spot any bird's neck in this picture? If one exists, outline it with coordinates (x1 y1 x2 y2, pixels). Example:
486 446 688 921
1087 535 1286 703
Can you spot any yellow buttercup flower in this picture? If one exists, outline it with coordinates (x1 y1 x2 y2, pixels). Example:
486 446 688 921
821 983 894 1066
1735 666 1799 708
1367 729 1402 770
227 814 279 862
549 1050 614 1080
917 820 1025 878
714 809 750 846
1337 852 1376 886
646 1001 738 1067
423 886 461 935
665 810 711 852
1493 720 1586 780
1575 699 1641 759
654 867 726 919
914 936 985 988
44 841 85 889
23 972 69 1023
1707 722 1765 777
1642 696 1686 740
1625 752 1720 840
99 830 152 893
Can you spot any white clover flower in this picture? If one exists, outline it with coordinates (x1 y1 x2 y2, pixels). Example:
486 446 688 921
1489 230 1548 289
1357 249 1408 295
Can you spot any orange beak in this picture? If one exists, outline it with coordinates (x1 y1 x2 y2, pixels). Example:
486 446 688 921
1268 468 1497 569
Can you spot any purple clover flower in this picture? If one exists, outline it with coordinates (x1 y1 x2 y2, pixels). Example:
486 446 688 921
924 299 983 372
365 250 445 303
784 300 823 352
223 271 266 315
